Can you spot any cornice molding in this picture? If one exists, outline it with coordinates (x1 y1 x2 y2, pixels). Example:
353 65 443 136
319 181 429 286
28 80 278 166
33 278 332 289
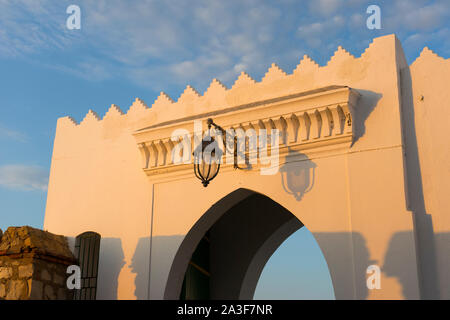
133 86 360 177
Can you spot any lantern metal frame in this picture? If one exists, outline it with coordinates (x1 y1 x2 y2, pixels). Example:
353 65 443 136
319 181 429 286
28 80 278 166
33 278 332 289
193 118 248 187
193 134 221 187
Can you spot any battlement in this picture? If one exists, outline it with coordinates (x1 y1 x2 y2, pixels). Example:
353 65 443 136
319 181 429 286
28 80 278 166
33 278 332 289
411 46 449 66
56 34 447 136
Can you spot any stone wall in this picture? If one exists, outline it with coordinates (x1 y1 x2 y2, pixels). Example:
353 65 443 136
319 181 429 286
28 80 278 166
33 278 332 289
0 226 76 300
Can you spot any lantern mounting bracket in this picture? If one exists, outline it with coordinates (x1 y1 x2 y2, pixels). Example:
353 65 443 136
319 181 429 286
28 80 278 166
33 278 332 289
206 118 250 171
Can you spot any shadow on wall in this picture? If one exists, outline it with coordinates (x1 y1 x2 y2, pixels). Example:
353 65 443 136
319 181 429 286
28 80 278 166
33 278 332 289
435 233 450 300
126 231 448 300
312 232 374 300
384 231 450 300
400 65 440 300
96 238 125 300
278 90 383 200
307 231 444 300
265 230 441 300
351 89 382 145
130 237 150 300
131 235 185 300
91 231 449 300
383 231 422 300
279 149 316 201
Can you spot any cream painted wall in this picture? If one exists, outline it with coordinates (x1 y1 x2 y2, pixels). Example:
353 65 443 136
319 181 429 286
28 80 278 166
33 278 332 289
43 34 448 300
44 103 156 299
403 48 450 299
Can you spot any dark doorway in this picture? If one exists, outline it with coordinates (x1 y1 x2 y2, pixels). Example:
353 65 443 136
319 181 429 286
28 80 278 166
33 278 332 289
177 193 303 299
180 232 211 299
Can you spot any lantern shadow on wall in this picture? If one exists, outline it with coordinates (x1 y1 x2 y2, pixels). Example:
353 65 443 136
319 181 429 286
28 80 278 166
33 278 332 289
279 149 317 201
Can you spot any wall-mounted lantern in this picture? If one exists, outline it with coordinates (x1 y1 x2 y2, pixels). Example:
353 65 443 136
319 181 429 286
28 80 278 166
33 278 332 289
194 118 253 187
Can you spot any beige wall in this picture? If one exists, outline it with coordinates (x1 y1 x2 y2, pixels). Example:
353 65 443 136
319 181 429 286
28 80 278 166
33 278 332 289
44 102 155 299
402 48 450 299
43 34 449 299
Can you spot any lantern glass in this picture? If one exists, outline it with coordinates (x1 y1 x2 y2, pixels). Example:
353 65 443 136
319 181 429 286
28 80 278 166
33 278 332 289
193 135 222 187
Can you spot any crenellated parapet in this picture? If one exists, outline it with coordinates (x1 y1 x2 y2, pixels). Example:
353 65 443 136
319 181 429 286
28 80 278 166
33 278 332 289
411 47 449 67
55 35 390 133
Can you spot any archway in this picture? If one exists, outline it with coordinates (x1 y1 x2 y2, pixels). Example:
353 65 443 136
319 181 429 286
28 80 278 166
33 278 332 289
164 188 334 299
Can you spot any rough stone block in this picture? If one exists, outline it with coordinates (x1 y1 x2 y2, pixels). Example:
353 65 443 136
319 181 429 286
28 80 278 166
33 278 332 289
57 287 67 300
0 283 6 298
0 267 12 279
0 226 76 300
44 285 56 300
0 226 76 261
29 280 43 300
18 264 34 278
41 269 52 281
6 280 27 300
53 274 65 286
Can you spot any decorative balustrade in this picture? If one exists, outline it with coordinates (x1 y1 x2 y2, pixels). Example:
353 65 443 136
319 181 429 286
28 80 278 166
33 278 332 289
133 85 360 175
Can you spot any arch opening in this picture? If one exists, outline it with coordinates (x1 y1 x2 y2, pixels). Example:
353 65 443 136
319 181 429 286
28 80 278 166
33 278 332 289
164 188 334 300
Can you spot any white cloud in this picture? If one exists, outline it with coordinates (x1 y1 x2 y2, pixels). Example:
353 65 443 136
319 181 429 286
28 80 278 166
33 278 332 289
0 165 48 191
170 61 199 80
0 125 27 143
0 1 77 57
384 1 450 32
0 1 290 90
404 27 450 58
46 59 112 82
233 63 247 73
309 0 343 16
350 13 364 27
297 15 346 49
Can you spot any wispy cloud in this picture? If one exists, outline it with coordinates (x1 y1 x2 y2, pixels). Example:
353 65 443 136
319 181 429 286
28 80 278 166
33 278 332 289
0 165 48 191
0 124 27 143
0 1 77 57
79 0 286 89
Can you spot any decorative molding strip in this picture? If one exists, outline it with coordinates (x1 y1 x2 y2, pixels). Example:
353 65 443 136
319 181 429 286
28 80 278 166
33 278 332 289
133 86 360 175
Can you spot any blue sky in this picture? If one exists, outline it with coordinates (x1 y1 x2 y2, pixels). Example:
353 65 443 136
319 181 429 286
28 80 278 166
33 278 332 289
254 227 335 299
0 0 448 299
